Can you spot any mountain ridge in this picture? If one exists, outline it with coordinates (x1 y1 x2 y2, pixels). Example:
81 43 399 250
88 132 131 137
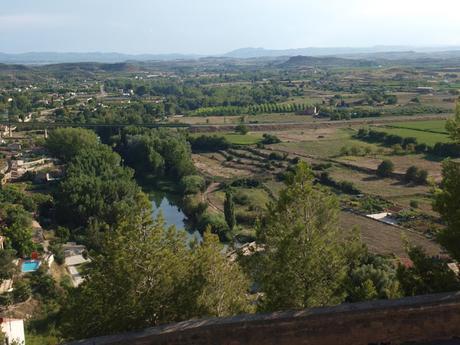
2 46 460 64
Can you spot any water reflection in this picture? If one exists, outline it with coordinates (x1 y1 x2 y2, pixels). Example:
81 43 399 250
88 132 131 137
151 191 202 242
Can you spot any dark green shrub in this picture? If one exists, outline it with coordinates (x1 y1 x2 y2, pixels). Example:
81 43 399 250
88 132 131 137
180 175 205 194
13 280 32 303
410 200 419 209
377 160 394 177
235 124 249 135
55 226 70 243
416 169 428 184
50 243 65 265
405 166 419 183
197 213 231 242
261 133 281 144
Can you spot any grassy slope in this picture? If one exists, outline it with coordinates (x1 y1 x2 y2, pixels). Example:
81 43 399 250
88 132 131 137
374 126 450 146
387 120 448 134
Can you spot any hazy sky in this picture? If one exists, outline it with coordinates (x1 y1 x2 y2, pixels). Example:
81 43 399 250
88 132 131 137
1 0 460 54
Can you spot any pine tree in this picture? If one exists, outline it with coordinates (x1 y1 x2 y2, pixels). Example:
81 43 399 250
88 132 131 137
257 162 348 312
446 104 460 143
192 228 252 317
60 210 251 340
434 159 460 261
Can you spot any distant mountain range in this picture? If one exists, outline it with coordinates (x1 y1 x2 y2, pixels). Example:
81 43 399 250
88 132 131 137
2 46 460 64
223 46 460 59
0 52 203 64
280 55 377 68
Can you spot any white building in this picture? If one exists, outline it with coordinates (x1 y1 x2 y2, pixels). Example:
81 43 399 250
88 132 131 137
1 318 26 345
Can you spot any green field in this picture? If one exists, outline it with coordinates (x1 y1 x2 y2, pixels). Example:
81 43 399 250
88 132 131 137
189 132 262 145
387 120 448 134
222 133 262 145
373 126 450 146
276 138 380 158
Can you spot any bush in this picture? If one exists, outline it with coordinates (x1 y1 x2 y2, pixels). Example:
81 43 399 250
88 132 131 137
415 143 428 153
312 163 332 171
356 128 369 138
338 181 361 195
235 210 258 225
268 152 284 161
13 280 32 303
406 143 416 153
180 175 205 194
431 142 460 158
235 124 249 135
188 135 231 152
182 197 208 222
197 213 231 242
392 144 404 155
405 166 419 183
416 169 428 184
55 226 70 243
230 178 262 188
404 166 428 185
30 268 58 300
50 243 65 265
350 146 361 156
340 146 350 156
233 191 250 205
410 200 419 209
377 160 394 177
290 157 300 164
364 146 373 156
261 133 281 145
360 196 388 213
319 172 360 195
0 293 12 306
385 134 404 146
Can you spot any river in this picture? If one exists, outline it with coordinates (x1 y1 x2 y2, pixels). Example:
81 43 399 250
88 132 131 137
150 191 202 242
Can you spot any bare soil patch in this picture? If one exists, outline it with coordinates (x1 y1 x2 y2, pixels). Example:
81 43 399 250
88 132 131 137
192 154 252 179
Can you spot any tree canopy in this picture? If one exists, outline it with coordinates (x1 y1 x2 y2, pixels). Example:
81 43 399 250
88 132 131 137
256 162 348 311
446 104 460 144
433 159 460 261
60 218 251 340
0 204 34 257
45 127 99 162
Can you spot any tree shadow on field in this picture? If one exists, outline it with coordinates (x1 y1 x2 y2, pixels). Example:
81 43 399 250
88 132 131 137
423 154 446 163
363 175 380 182
390 180 410 187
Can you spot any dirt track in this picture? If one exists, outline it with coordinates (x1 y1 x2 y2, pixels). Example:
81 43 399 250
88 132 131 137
203 182 222 213
188 114 450 133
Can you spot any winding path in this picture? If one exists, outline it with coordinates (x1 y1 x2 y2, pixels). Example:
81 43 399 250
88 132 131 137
202 182 222 213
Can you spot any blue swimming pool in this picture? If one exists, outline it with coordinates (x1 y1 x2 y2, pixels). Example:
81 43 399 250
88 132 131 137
21 260 41 273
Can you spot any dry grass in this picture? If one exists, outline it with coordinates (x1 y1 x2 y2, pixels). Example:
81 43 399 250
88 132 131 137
340 212 442 257
329 166 429 198
336 154 443 181
192 154 252 179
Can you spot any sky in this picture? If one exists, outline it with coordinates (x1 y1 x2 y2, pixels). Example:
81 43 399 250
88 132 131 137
1 0 460 54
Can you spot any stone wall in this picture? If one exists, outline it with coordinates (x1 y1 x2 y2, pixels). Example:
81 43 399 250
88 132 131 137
65 292 460 345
